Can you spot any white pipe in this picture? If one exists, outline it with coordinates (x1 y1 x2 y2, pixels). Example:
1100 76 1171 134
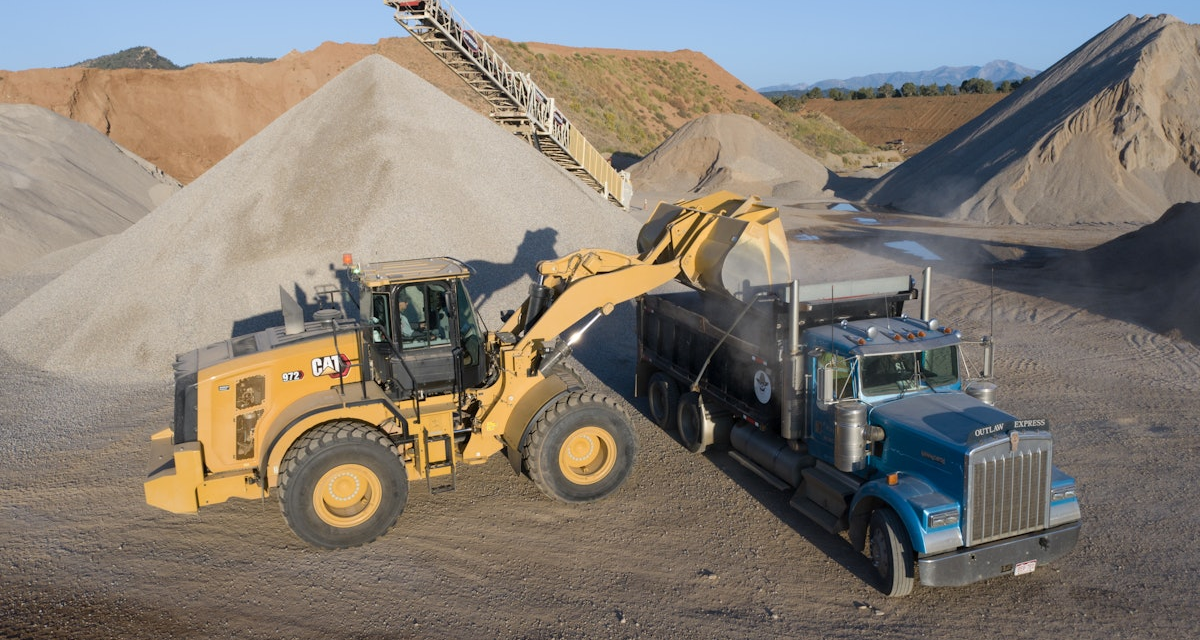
921 267 932 321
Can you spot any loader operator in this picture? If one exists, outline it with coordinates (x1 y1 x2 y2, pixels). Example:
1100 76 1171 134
397 296 416 340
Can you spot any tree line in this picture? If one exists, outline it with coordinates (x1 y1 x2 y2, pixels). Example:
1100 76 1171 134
770 76 1032 110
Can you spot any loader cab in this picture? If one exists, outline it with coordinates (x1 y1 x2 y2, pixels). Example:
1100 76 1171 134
353 258 489 399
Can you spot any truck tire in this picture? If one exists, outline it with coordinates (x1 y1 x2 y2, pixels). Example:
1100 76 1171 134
868 507 916 597
647 372 679 430
676 391 733 454
524 392 637 503
278 421 408 549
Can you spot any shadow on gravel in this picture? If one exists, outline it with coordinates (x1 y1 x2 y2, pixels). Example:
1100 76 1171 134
466 227 559 310
626 394 883 593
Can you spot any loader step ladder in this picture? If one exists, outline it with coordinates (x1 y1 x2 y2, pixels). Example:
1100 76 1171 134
385 0 632 209
422 429 457 494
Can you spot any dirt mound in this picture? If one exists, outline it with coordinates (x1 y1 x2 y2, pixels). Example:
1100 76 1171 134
864 15 1200 224
0 55 640 383
1 37 849 187
0 39 487 184
0 104 178 274
628 113 831 200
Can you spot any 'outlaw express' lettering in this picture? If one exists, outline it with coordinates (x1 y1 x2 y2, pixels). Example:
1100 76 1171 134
974 419 1048 439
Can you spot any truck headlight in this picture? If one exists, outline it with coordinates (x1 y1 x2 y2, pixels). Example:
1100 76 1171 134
926 507 959 529
1051 484 1077 502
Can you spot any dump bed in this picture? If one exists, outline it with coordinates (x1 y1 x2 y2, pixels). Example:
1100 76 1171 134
638 290 790 428
637 277 918 431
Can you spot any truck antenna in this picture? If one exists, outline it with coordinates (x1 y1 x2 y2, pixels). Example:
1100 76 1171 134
989 267 995 340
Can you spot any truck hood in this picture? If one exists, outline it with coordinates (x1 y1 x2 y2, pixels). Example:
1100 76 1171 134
868 392 1018 447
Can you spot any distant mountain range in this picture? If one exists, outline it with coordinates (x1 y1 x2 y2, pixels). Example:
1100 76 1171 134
759 60 1040 94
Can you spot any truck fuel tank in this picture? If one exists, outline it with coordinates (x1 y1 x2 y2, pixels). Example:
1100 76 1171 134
730 423 812 488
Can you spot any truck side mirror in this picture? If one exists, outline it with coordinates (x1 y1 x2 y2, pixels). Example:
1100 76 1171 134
818 365 836 408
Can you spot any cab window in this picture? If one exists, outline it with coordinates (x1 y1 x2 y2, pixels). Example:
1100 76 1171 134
396 283 452 348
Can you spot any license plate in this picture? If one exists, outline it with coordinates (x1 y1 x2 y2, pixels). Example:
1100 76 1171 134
1014 560 1037 576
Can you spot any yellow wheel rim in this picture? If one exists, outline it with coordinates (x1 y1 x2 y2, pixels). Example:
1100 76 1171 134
557 426 617 485
312 463 382 528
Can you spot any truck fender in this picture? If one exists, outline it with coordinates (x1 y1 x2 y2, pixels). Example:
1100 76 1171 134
258 389 403 488
502 368 584 475
848 475 963 556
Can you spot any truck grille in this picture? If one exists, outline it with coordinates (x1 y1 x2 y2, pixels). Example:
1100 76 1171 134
965 434 1051 545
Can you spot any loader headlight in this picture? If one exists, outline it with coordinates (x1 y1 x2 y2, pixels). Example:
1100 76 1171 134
1051 484 1077 502
926 507 959 530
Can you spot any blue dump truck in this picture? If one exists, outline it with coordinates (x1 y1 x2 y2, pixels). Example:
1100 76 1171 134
636 269 1081 596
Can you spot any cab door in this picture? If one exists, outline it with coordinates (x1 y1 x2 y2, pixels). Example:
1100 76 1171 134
390 281 457 398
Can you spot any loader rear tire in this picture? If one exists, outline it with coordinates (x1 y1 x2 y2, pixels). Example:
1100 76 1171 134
524 392 636 503
646 372 679 431
278 421 407 550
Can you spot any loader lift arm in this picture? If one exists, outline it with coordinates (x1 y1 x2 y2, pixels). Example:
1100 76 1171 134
499 191 792 369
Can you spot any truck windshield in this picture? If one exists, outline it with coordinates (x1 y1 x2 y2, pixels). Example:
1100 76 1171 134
860 346 958 396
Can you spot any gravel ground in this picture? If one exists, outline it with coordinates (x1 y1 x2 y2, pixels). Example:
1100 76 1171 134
3 208 1200 638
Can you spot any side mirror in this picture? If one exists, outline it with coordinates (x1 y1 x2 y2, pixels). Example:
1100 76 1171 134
818 365 836 408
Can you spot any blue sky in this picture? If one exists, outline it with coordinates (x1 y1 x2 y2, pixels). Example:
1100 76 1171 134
2 1 1197 89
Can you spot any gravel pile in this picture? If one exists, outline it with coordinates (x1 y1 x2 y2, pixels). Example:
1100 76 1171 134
1053 201 1200 340
628 113 831 201
0 55 642 384
0 104 179 275
864 14 1200 224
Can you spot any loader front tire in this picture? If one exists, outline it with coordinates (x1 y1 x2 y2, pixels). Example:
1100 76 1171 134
524 392 636 503
278 422 408 549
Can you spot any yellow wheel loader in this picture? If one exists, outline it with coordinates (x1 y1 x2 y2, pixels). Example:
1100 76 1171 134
144 191 790 549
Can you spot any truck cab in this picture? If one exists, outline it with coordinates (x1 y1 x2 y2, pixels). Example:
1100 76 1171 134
805 313 1081 594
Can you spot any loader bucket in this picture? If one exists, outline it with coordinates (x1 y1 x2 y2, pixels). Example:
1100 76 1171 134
637 191 791 297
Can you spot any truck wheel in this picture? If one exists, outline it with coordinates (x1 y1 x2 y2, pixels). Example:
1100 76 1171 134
647 372 679 430
278 421 408 549
677 392 733 454
524 392 637 503
868 507 916 597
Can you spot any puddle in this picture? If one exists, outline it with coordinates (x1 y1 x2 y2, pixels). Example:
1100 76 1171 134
793 233 820 241
830 203 860 212
854 217 881 225
885 240 942 261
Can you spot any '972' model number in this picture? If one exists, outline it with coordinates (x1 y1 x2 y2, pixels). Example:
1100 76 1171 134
282 371 304 382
